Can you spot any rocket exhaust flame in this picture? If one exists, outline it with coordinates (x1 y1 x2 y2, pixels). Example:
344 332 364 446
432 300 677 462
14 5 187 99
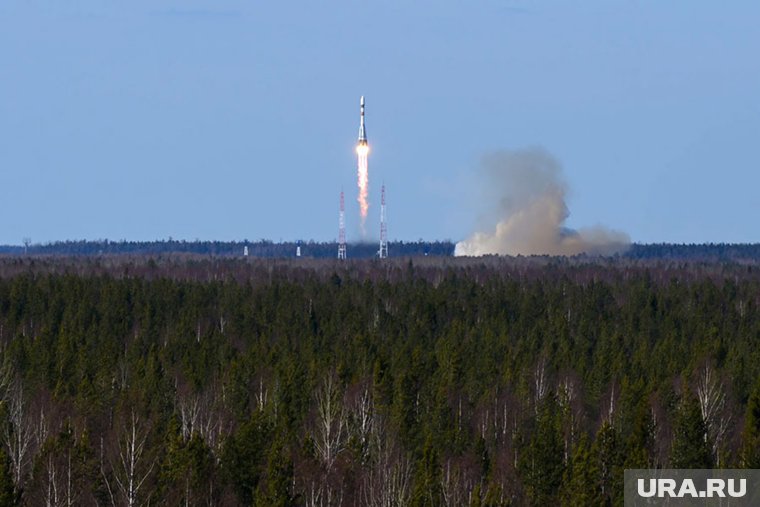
357 144 369 231
356 96 369 234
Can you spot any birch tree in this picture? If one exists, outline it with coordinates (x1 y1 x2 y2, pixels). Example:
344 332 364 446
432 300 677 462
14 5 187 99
313 373 347 473
695 364 731 466
304 373 348 506
3 382 34 488
101 411 156 507
361 418 411 507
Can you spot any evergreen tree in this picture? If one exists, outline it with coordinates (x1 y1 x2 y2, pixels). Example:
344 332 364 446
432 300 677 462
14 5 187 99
592 420 624 506
671 393 712 468
561 433 601 506
157 416 187 503
254 436 295 507
156 418 215 504
410 438 442 507
185 434 216 505
519 396 565 506
624 399 655 469
0 448 16 507
740 377 760 468
221 410 273 504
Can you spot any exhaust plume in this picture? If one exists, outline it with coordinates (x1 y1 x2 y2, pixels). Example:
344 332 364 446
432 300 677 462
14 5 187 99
357 144 369 233
454 148 629 257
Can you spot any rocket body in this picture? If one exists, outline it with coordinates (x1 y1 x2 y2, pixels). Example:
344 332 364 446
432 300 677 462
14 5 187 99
358 95 367 145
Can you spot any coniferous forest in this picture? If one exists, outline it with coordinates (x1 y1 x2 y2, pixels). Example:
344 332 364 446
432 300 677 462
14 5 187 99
0 255 758 505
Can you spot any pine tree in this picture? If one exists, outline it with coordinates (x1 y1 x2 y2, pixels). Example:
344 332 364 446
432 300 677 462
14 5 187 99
410 437 442 507
740 377 760 468
157 416 186 503
185 434 216 505
561 433 601 506
519 396 564 506
221 410 273 505
0 448 17 507
592 420 624 506
254 436 295 507
624 400 655 469
671 393 712 468
157 418 215 504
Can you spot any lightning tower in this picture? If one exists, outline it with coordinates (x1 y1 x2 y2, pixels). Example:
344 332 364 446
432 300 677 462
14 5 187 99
338 190 347 260
379 184 388 259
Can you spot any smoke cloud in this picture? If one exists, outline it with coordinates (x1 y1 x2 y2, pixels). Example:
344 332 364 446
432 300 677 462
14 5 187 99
454 148 629 257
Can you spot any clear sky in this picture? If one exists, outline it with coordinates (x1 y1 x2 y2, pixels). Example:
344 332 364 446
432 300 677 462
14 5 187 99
1 1 758 245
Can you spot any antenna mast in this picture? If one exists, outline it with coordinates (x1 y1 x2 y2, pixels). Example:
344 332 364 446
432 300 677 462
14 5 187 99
338 190 347 259
379 184 388 259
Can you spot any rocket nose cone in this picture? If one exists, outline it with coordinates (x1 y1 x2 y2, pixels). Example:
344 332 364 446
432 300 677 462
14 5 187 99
360 96 365 106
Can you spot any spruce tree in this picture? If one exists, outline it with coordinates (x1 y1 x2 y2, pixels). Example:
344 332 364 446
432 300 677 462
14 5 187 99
519 396 564 506
561 433 601 506
592 420 624 506
671 393 712 468
410 437 442 507
254 436 295 507
624 400 655 469
740 377 760 468
0 448 16 507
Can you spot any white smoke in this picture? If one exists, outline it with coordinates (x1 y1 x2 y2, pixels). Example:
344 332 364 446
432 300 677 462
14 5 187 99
454 148 629 257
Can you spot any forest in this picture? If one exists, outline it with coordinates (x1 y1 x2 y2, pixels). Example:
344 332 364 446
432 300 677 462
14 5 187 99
0 254 758 505
6 239 760 261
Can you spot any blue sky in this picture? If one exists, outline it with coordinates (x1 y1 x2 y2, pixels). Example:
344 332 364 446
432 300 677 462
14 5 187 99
1 1 758 244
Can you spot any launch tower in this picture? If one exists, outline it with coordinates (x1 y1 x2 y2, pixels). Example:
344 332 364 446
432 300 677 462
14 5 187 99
338 190 347 260
379 184 388 259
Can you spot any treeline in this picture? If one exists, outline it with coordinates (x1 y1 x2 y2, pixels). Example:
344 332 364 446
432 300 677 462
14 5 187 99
625 242 760 261
0 240 455 258
6 239 760 261
0 258 758 505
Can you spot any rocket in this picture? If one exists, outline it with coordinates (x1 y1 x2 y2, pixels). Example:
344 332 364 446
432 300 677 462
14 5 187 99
357 95 367 146
355 95 370 226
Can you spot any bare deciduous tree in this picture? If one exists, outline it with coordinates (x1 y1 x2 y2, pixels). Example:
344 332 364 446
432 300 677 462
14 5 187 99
696 364 731 466
4 382 34 488
39 452 70 507
254 376 269 412
44 454 59 507
31 429 90 507
314 373 347 473
301 373 349 506
176 381 230 458
440 455 478 507
533 359 548 410
361 418 411 507
558 373 584 464
101 411 156 507
603 382 618 423
347 381 374 465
